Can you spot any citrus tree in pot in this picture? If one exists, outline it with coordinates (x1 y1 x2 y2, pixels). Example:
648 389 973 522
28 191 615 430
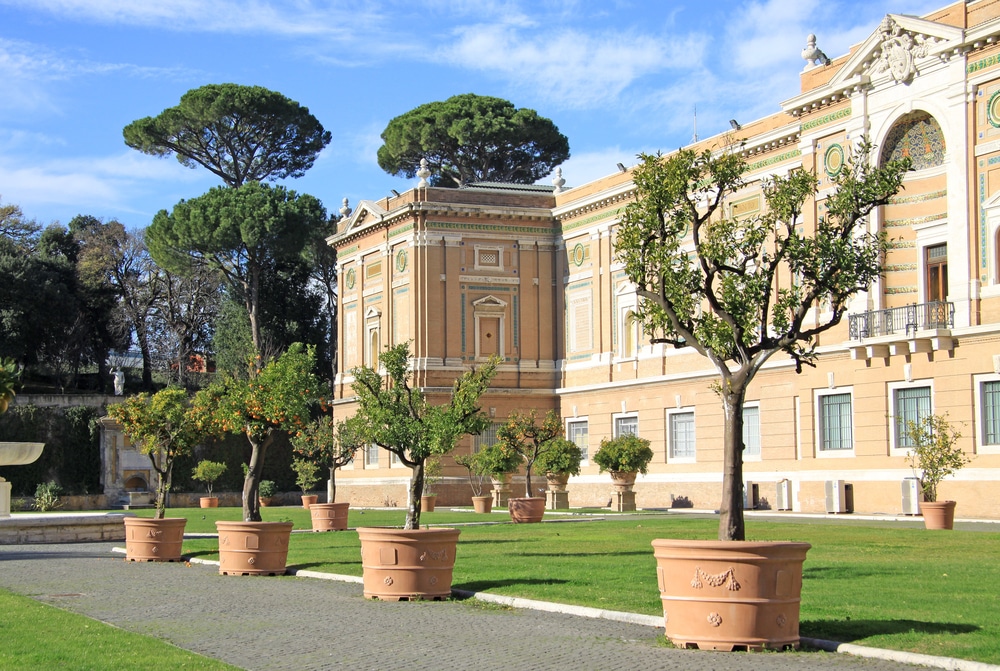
193 343 320 575
291 413 362 530
455 450 493 512
593 434 652 511
534 437 582 509
108 387 203 561
496 409 563 523
349 342 498 600
905 413 970 530
616 139 910 650
291 457 320 508
192 459 226 507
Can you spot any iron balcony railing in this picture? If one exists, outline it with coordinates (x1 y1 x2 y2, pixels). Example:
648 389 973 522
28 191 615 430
848 301 954 340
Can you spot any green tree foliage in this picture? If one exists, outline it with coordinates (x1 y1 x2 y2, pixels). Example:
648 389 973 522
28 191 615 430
123 83 331 187
0 197 40 251
377 93 570 187
193 343 320 521
147 182 326 359
191 459 226 497
108 387 204 518
496 409 563 498
290 413 361 503
616 139 909 541
350 343 498 529
905 414 970 502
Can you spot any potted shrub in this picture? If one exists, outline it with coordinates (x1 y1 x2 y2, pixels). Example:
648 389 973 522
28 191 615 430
617 141 909 650
455 450 493 513
192 459 226 508
193 343 320 575
420 456 442 512
292 414 361 531
292 457 320 508
593 434 653 510
477 442 522 508
257 479 277 506
496 409 563 523
350 342 497 600
108 387 203 562
535 437 582 509
905 413 971 530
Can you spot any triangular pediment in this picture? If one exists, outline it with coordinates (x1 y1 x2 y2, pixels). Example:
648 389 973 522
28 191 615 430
472 295 507 310
339 200 387 236
828 14 963 87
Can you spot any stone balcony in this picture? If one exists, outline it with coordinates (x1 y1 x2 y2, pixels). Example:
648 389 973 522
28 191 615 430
846 301 955 360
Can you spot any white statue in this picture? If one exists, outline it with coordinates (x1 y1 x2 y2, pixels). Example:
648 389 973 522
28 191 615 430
113 369 124 396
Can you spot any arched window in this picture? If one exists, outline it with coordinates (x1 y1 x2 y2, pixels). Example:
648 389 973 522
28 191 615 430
879 111 945 170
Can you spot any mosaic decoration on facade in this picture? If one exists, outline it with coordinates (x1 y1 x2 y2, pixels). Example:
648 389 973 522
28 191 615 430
981 173 989 279
968 52 1000 74
730 195 760 219
571 242 591 266
885 263 918 272
513 295 519 350
824 144 845 179
345 267 356 290
800 107 852 132
886 286 918 294
427 221 559 236
461 293 466 353
366 260 382 280
562 206 626 234
880 112 945 170
392 287 408 345
746 150 801 174
389 223 414 239
395 249 408 273
883 213 947 228
989 91 1000 129
887 240 917 249
889 189 946 205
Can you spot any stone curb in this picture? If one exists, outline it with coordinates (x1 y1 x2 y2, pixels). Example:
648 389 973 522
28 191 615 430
112 546 999 671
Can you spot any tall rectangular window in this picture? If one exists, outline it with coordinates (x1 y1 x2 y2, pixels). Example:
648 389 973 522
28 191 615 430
743 405 761 458
567 419 589 461
364 443 379 468
819 393 853 451
473 422 501 453
668 411 696 459
983 381 1000 445
894 386 931 448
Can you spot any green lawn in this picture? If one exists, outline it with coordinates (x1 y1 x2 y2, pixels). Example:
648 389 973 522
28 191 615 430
156 506 1000 665
0 589 239 671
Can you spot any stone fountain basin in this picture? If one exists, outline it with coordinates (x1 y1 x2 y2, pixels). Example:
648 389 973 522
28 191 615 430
0 442 45 466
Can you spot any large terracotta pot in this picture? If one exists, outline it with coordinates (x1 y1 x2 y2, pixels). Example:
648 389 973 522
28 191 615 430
123 517 187 562
310 502 350 531
199 496 219 508
508 496 545 523
358 527 460 600
610 471 637 491
651 539 811 651
420 494 437 512
472 495 493 513
920 500 957 530
216 521 294 576
301 494 319 509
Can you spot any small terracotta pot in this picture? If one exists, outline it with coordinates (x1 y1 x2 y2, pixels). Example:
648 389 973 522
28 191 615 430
652 539 811 651
199 496 219 508
508 497 545 523
259 497 275 507
310 501 350 531
420 494 436 512
123 517 187 562
920 500 957 530
358 527 460 600
216 521 293 576
301 494 319 509
472 495 493 513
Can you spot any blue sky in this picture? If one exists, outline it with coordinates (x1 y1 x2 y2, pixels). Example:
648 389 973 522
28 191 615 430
0 0 944 229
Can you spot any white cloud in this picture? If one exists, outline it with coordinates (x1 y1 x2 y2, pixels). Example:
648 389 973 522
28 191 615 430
440 24 706 108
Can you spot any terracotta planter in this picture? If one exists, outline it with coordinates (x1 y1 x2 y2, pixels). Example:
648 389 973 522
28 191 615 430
652 539 811 651
123 517 187 562
508 496 545 523
472 495 493 513
420 494 437 512
301 494 319 509
546 472 570 493
491 473 513 507
216 521 294 576
358 527 460 600
259 497 275 507
610 471 637 491
310 502 350 531
920 500 957 530
199 496 219 508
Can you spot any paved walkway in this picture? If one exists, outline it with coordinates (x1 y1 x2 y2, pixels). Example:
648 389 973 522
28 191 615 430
0 540 948 671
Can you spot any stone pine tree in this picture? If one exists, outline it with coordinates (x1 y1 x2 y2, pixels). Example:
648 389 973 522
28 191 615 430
350 343 498 529
377 93 570 187
124 83 330 188
615 139 910 541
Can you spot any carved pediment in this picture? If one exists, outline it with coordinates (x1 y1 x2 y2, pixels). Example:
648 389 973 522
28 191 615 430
472 295 507 312
337 200 388 237
830 14 964 87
